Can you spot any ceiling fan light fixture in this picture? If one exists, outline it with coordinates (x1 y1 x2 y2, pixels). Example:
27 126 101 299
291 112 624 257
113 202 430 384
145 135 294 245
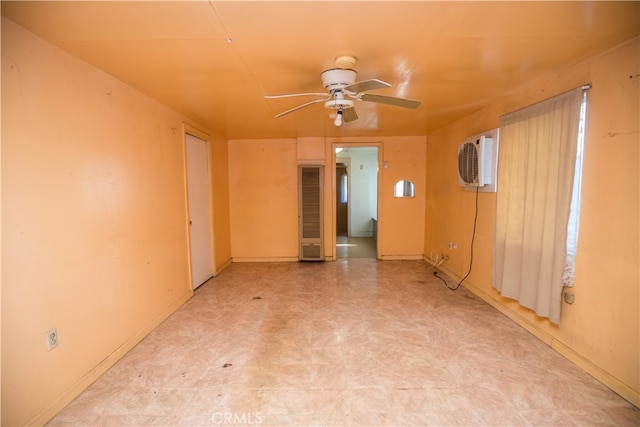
334 108 344 127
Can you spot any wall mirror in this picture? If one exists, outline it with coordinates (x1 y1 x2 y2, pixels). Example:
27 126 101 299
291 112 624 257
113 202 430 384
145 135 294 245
394 180 415 198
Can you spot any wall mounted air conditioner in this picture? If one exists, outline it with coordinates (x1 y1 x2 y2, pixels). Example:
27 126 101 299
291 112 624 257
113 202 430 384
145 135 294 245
457 128 499 193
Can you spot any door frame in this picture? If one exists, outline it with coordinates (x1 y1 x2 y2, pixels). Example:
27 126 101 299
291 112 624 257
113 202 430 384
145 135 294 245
183 124 215 290
330 142 382 260
335 157 351 237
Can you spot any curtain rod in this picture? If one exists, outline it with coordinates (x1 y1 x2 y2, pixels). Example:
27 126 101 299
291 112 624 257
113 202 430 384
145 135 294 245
500 83 591 119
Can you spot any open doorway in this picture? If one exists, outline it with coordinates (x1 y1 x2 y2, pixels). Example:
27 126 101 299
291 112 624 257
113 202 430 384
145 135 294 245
335 146 378 259
336 160 349 236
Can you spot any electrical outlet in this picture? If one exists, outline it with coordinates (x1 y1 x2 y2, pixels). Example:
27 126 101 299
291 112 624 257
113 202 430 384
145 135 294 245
46 328 59 351
448 241 458 250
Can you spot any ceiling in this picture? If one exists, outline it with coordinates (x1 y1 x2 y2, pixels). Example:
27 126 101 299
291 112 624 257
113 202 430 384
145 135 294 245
2 1 638 140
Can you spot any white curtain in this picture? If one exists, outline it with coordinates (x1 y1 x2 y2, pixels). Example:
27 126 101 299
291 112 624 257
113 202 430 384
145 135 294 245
494 87 583 324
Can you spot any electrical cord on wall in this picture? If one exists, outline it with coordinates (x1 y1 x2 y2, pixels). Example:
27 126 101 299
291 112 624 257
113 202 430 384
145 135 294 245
426 251 447 268
434 186 479 290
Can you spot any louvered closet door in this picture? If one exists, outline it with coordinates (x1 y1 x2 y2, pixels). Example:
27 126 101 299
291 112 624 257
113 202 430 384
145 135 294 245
299 166 323 261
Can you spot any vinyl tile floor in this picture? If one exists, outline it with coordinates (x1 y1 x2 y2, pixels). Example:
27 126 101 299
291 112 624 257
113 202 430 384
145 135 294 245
47 260 640 426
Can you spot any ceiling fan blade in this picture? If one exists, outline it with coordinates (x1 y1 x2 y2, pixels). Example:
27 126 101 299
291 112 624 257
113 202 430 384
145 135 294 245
360 93 421 109
344 79 391 94
342 107 358 123
265 92 328 99
273 96 331 118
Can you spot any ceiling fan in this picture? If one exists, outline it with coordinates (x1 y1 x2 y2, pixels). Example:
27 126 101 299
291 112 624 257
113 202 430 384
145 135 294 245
264 55 421 126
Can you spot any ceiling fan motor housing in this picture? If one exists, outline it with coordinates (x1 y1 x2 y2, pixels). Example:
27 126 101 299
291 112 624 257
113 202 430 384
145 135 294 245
325 99 354 110
324 89 354 110
321 69 357 92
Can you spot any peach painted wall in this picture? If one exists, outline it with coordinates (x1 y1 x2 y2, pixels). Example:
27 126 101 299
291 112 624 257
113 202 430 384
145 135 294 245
379 137 426 259
1 19 226 425
424 38 639 405
227 138 299 261
228 136 427 262
297 137 325 164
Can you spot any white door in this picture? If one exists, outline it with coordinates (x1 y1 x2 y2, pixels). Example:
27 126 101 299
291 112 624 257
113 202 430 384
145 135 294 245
185 133 214 289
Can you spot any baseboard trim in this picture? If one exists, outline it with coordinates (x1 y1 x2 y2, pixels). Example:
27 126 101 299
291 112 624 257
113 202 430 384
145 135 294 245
551 338 640 408
435 264 639 408
31 289 194 426
380 255 424 260
214 257 233 276
231 257 299 263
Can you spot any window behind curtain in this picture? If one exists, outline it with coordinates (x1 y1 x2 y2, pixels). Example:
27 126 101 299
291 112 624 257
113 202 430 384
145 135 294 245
564 92 588 286
340 173 348 204
493 87 586 324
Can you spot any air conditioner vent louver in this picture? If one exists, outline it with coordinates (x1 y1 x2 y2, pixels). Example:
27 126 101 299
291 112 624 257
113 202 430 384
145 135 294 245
458 142 479 185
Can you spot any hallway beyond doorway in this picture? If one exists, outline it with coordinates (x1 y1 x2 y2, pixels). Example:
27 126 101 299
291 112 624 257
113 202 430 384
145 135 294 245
336 236 376 259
